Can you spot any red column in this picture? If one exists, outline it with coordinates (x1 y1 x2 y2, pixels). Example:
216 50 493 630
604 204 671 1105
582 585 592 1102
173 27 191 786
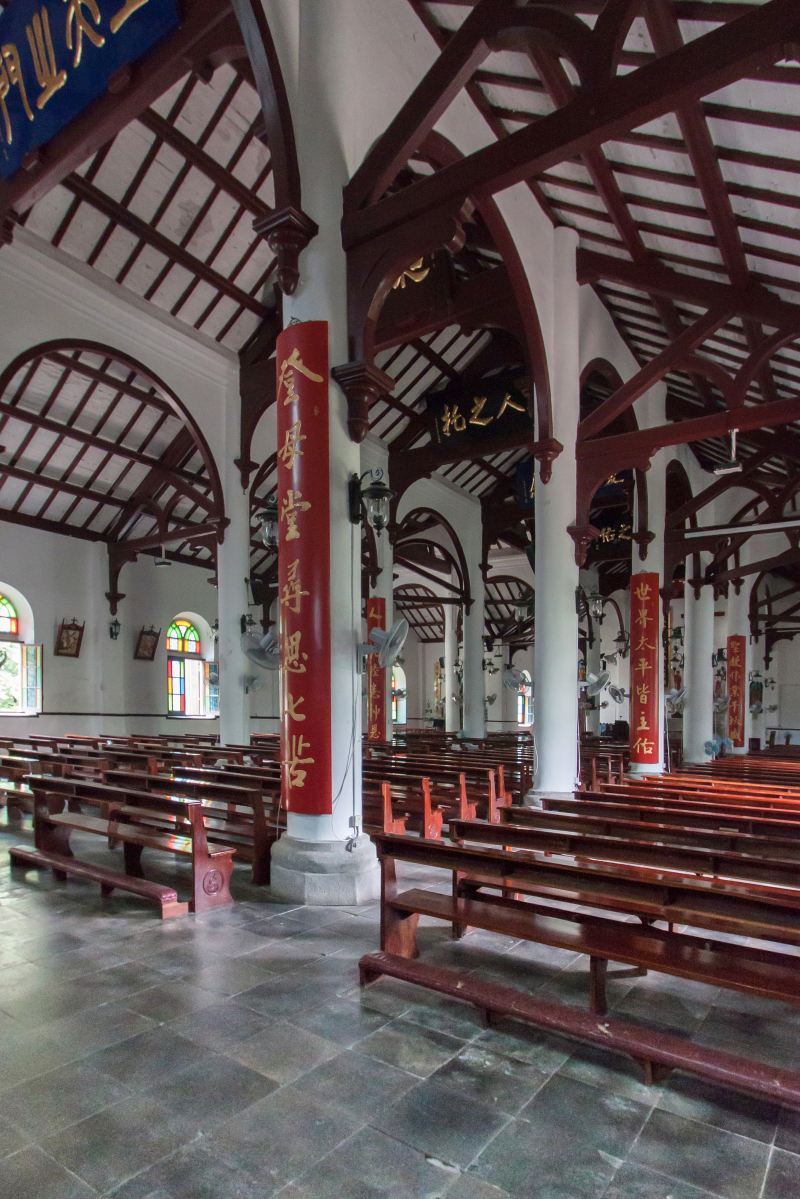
276 321 332 815
727 634 746 748
366 597 386 743
629 572 660 768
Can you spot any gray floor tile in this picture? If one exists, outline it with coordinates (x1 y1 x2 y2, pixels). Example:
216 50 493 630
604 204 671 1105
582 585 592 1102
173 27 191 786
775 1107 800 1156
0 1146 96 1199
602 1161 729 1199
519 1073 651 1159
443 1177 512 1199
356 1017 464 1077
371 1077 510 1168
166 998 272 1050
223 1019 342 1084
763 1148 800 1199
110 1140 270 1199
629 1108 771 1199
558 1044 664 1106
145 1051 277 1133
278 1126 456 1198
0 1058 132 1139
287 996 395 1047
656 1073 780 1145
86 1025 210 1091
430 1042 550 1116
208 1086 361 1190
40 1092 190 1193
33 1000 157 1058
292 1048 419 1120
0 1112 30 1159
471 1114 621 1199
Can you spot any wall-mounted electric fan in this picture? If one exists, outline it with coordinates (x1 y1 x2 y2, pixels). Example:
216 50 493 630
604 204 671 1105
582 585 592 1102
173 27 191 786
242 630 280 670
358 618 409 671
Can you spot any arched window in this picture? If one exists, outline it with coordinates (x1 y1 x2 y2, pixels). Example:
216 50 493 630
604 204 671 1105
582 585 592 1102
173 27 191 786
166 620 201 655
517 669 532 727
0 589 42 715
166 617 214 718
392 664 407 725
0 595 18 637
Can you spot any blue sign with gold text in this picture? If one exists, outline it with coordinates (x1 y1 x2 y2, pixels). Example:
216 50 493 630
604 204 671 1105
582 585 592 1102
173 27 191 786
0 0 180 179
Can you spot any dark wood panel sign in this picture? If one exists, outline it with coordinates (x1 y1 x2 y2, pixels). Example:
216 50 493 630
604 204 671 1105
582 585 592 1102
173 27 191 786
426 374 531 448
0 0 180 179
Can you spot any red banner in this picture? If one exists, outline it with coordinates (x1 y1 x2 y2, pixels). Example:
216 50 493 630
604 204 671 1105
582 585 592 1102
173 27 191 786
366 597 386 743
276 321 332 815
629 572 660 766
727 634 746 748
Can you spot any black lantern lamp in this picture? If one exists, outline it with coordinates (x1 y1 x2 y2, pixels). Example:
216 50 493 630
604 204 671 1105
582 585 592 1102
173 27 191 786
348 468 393 535
109 617 121 641
261 497 279 551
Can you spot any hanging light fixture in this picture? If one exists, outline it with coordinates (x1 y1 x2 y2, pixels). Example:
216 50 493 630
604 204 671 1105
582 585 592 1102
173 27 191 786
348 468 393 535
154 544 171 568
588 590 605 622
261 497 279 551
109 617 121 641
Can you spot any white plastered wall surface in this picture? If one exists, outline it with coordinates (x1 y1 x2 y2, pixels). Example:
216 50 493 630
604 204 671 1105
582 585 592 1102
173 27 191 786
0 226 237 735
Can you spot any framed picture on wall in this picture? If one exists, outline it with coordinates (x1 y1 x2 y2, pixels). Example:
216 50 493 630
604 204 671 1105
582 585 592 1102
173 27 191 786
54 619 85 658
134 626 161 661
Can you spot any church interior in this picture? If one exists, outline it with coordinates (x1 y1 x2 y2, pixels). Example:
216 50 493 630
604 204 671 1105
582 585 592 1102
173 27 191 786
1 1 800 1196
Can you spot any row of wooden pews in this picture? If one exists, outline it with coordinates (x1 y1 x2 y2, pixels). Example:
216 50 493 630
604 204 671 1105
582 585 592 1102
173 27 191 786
359 762 800 1112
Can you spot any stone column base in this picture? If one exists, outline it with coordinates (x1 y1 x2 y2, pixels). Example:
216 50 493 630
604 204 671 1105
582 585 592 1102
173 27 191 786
269 834 380 905
627 762 664 775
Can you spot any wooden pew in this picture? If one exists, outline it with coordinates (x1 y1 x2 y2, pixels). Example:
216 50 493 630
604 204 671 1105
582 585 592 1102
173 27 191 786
359 826 800 1111
10 789 234 918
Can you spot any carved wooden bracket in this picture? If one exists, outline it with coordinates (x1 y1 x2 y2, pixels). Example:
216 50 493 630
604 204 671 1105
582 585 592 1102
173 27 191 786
633 529 655 562
568 523 601 566
331 360 394 443
253 206 318 295
533 437 563 485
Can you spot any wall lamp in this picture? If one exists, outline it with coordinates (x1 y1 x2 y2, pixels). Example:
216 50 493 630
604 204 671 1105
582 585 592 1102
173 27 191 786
261 497 278 551
109 617 121 641
348 469 393 536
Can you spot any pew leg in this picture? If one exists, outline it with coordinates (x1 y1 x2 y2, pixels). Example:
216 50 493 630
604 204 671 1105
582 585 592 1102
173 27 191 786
123 842 146 879
37 816 73 861
381 903 419 958
452 872 468 939
589 956 608 1016
192 851 235 913
639 1059 671 1087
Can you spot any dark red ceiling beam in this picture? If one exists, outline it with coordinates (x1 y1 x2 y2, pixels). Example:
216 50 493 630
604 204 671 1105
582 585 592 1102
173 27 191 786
579 306 736 441
374 265 512 351
343 0 800 249
577 249 800 331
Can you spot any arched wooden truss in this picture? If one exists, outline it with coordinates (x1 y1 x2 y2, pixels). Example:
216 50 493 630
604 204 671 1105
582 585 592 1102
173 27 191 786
340 0 800 596
484 575 534 648
394 506 472 613
0 339 226 613
393 583 447 644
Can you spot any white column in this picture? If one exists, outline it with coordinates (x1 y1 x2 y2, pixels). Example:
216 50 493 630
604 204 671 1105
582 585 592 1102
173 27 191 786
534 227 580 793
462 573 486 739
268 6 377 901
443 597 460 733
217 440 251 747
583 570 602 736
373 530 395 742
726 577 754 754
683 582 715 763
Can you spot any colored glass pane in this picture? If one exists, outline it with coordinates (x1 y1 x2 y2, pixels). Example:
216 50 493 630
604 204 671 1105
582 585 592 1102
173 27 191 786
0 595 18 637
166 619 200 655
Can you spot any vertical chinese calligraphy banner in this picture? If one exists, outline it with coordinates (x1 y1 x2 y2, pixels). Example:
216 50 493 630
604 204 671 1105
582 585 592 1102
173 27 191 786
276 321 332 815
366 598 386 743
727 634 746 748
629 572 660 767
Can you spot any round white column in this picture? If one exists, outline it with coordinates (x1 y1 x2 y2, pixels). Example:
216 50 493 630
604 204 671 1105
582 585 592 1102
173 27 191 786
268 8 377 902
533 226 580 794
462 573 486 739
726 577 754 753
443 597 459 733
373 530 395 742
683 582 715 763
750 631 767 750
583 570 602 736
217 430 251 747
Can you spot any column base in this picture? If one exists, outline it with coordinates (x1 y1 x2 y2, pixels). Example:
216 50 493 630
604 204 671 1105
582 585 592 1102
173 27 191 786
627 762 665 775
269 834 380 905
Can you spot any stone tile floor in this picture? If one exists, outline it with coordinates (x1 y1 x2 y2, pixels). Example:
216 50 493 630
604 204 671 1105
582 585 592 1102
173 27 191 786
0 822 798 1198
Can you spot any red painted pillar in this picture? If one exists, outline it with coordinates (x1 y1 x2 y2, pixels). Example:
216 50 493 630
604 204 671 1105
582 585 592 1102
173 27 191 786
629 572 661 771
727 634 746 749
276 321 333 816
366 597 386 743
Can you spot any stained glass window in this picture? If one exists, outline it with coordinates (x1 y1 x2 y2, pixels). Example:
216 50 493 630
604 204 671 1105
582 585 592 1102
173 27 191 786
0 595 18 637
167 656 186 714
166 620 200 655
